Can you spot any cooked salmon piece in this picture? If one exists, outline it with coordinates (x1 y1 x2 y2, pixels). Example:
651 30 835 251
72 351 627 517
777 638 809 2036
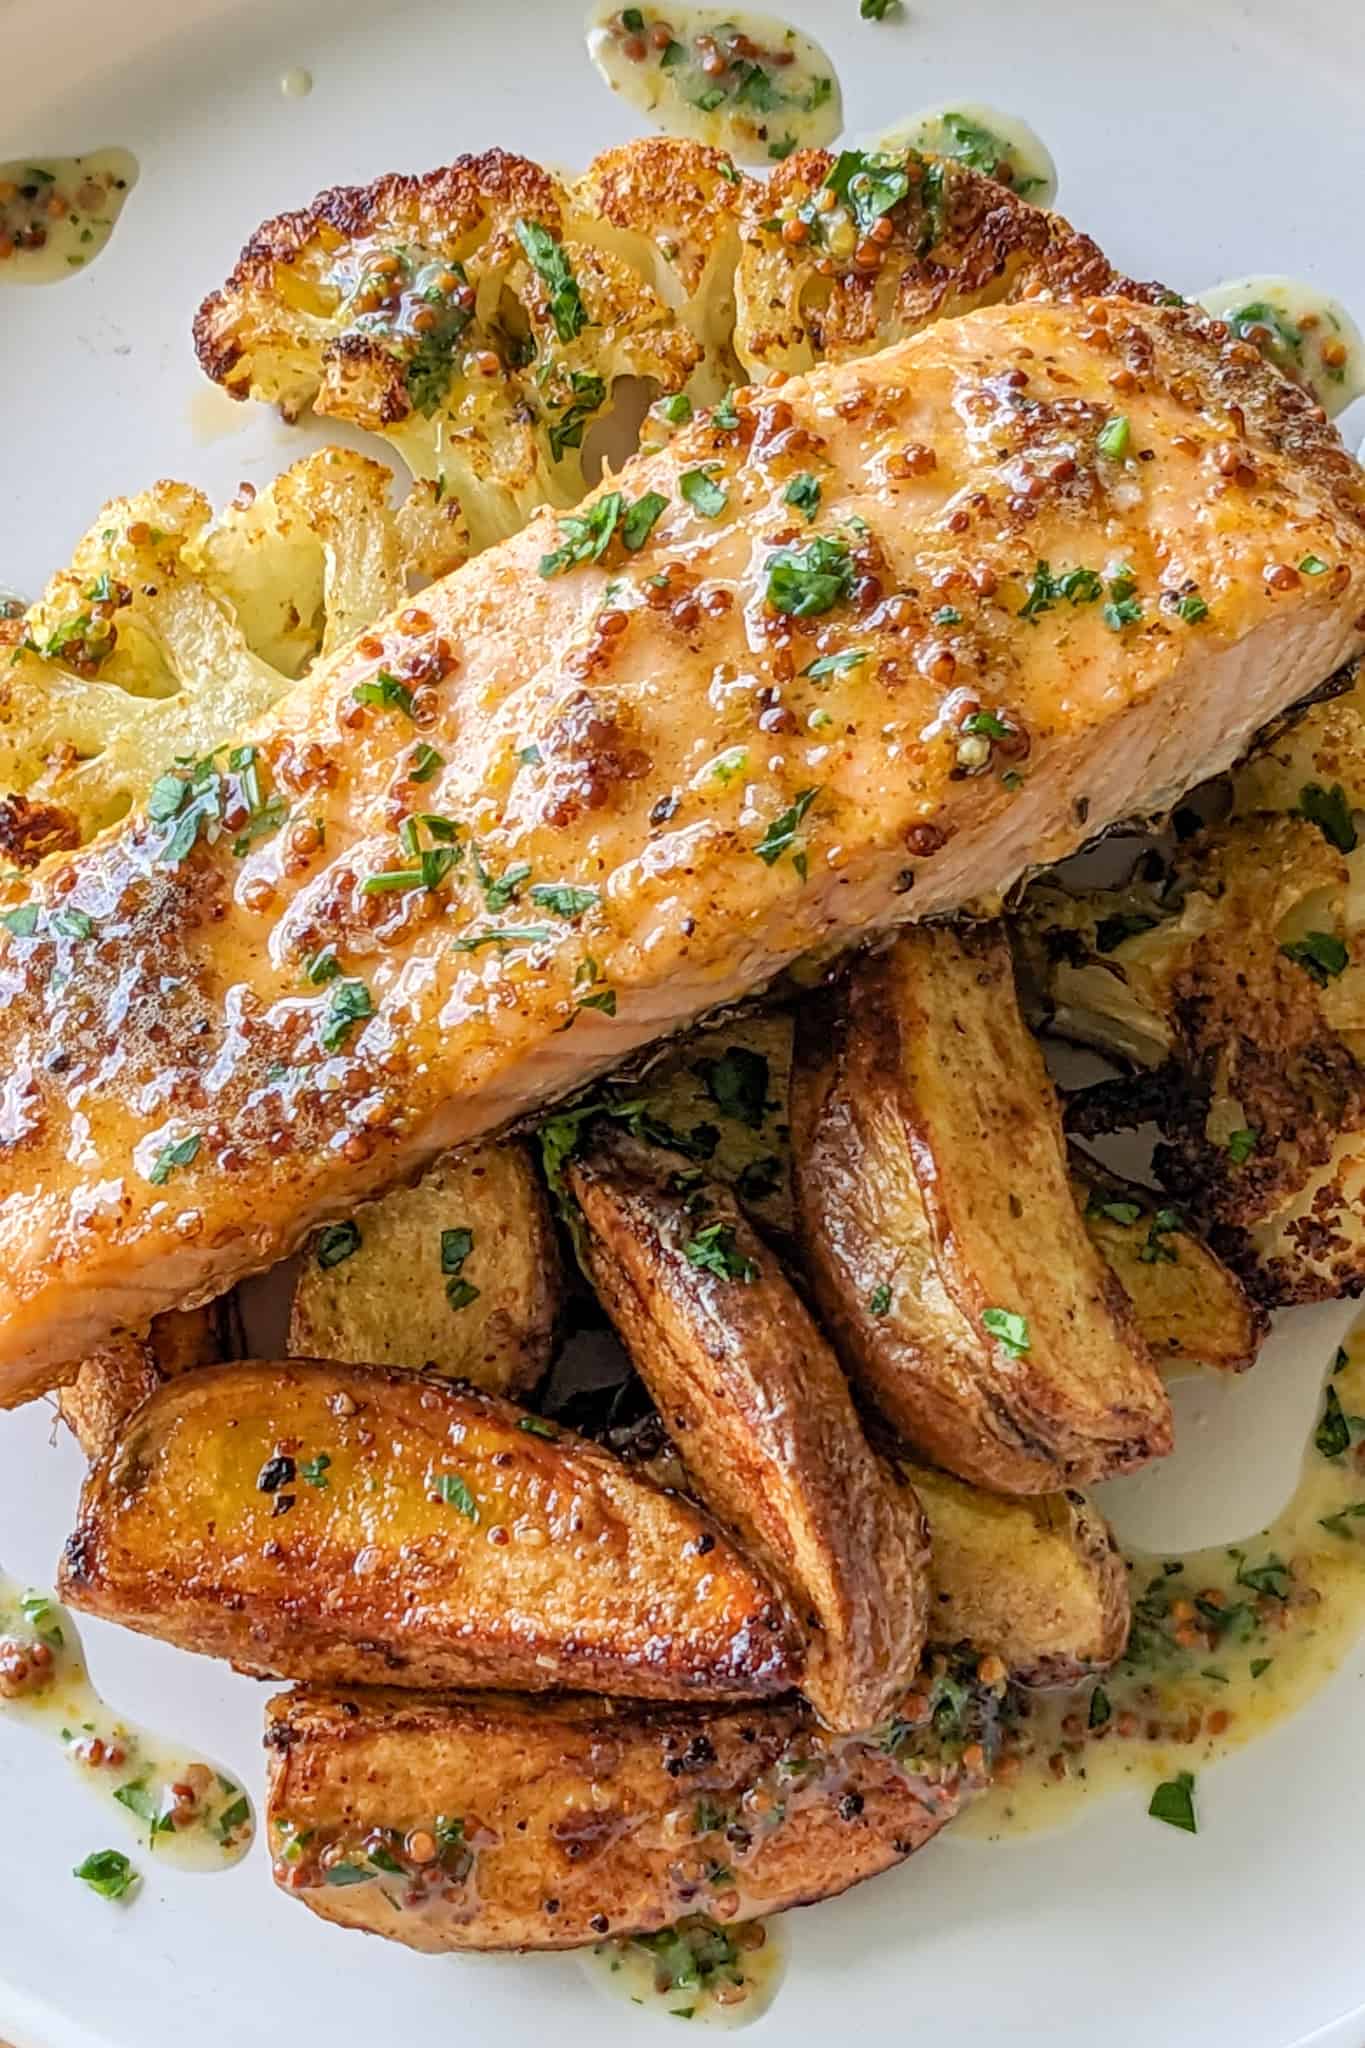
1 297 1363 1405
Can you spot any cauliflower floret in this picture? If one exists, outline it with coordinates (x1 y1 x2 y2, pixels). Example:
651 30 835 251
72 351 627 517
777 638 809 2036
194 145 717 551
731 145 1153 379
0 450 451 848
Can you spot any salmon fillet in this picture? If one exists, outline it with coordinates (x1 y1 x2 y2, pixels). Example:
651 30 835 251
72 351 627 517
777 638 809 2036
2 296 1363 1404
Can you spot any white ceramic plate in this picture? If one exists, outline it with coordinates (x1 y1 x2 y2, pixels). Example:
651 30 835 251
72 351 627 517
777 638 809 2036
4 1 1365 2042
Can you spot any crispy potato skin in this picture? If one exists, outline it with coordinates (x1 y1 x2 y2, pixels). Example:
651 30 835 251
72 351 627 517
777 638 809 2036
266 1685 985 1952
57 1302 231 1464
1070 1151 1267 1371
59 1360 799 1700
791 928 1173 1493
569 1130 929 1733
289 1140 559 1397
909 1464 1128 1684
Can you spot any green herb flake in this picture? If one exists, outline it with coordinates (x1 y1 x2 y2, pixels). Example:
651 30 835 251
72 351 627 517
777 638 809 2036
784 473 822 521
753 787 819 867
0 904 39 937
319 978 373 1053
1319 1501 1365 1539
1316 1382 1352 1460
304 948 342 985
517 1416 559 1441
1295 781 1357 853
683 1221 757 1283
1148 1770 1197 1834
659 392 692 426
539 492 624 578
316 1221 362 1269
1176 591 1210 625
300 1454 331 1491
765 535 855 617
1097 415 1131 461
529 882 599 917
148 1133 200 1186
1225 1127 1258 1165
408 743 444 785
622 490 669 551
74 1849 138 1901
1280 929 1348 985
216 1794 251 1842
801 648 867 680
451 923 555 954
680 467 728 519
441 1226 474 1275
1250 1657 1273 1678
434 1472 480 1519
515 218 587 344
868 1282 892 1316
1299 553 1329 576
982 1307 1030 1357
352 671 414 718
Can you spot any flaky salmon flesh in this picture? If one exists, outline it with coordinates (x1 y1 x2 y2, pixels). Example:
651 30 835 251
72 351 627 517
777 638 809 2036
2 295 1365 1404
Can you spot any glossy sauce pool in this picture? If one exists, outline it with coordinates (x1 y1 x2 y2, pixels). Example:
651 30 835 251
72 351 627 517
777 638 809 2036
0 1571 254 1874
0 150 137 283
1197 275 1365 417
581 1912 785 2027
585 4 841 164
862 103 1057 208
963 1325 1365 1840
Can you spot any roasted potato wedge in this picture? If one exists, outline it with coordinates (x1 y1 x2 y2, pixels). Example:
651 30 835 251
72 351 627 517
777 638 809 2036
907 1464 1128 1684
57 1302 234 1463
59 1360 800 1700
1070 1150 1266 1369
266 1675 994 1952
569 1128 929 1733
289 1140 559 1397
791 926 1173 1494
629 1011 796 1239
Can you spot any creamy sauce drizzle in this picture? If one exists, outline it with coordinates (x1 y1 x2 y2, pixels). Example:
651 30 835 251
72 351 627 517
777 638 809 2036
0 1572 254 1873
0 150 138 284
864 103 1057 208
1197 276 1365 418
585 4 841 164
965 1327 1365 1840
581 1915 785 2027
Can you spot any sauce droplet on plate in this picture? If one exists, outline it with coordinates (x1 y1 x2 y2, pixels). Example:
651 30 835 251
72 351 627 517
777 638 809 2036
963 1323 1365 1841
1197 275 1365 417
280 67 314 100
862 103 1057 207
0 149 138 285
0 1569 255 1873
585 3 841 165
582 1912 785 2027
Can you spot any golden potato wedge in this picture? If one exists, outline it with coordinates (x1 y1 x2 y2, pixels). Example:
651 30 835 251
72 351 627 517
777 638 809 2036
568 1128 929 1733
289 1141 559 1397
59 1360 799 1700
57 1302 234 1463
908 1464 1128 1684
1070 1150 1267 1370
791 927 1173 1494
266 1675 993 1952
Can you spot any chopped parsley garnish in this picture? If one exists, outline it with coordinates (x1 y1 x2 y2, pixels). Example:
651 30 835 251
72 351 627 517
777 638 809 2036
0 904 39 937
353 672 414 718
74 1849 138 1901
868 1282 892 1316
694 1046 770 1127
933 605 963 626
148 1133 200 1186
1295 781 1357 853
1102 566 1144 632
474 852 532 913
1018 560 1104 619
1299 553 1329 577
1148 1770 1197 1834
21 1592 63 1646
659 392 692 426
316 1221 362 1269
529 882 599 917
300 1454 331 1490
304 948 341 985
1316 1382 1353 1460
622 490 669 551
683 1221 757 1282
1280 930 1348 985
318 977 374 1052
784 473 822 521
577 987 618 1015
1175 591 1210 625
450 923 555 953
753 787 819 867
1086 1195 1144 1228
934 110 1039 188
680 467 728 519
1138 1208 1183 1265
982 1307 1030 1356
962 709 1012 740
539 492 624 577
801 647 866 679
817 149 909 238
768 134 798 161
1250 1656 1273 1678
434 1472 480 1519
518 1416 559 1441
766 534 856 616
51 907 94 940
1227 300 1302 368
515 218 587 344
409 744 444 785
441 1225 480 1310
548 371 607 462
322 1863 372 1887
1088 1685 1112 1730
860 0 902 15
1319 1501 1365 1539
711 392 739 430
1096 415 1131 461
